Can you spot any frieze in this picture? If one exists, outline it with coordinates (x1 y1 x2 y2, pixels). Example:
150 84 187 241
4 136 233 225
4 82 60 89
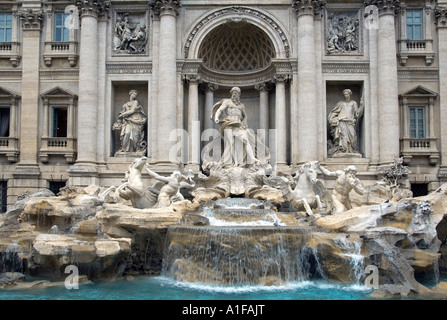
40 69 79 80
106 63 152 74
183 6 290 59
397 67 439 81
322 62 369 73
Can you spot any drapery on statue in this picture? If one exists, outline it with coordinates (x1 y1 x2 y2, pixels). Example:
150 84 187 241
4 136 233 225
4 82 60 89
210 87 270 167
327 88 364 156
113 89 148 154
318 163 364 214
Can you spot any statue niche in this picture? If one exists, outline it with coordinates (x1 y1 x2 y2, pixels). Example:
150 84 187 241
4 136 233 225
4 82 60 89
327 87 364 158
113 89 148 156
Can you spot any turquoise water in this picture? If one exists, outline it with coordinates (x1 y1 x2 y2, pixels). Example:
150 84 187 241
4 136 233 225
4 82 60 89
0 276 377 300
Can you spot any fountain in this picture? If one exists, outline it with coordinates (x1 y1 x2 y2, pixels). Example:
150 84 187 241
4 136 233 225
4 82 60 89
1 88 447 300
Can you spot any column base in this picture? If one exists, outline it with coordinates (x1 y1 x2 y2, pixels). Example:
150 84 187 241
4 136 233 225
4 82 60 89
67 163 99 187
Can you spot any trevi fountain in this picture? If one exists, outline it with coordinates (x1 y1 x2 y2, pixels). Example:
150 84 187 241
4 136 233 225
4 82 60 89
1 87 447 302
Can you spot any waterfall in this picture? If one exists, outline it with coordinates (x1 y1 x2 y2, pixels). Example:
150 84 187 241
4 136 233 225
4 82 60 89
334 236 364 284
162 226 325 286
1 241 24 273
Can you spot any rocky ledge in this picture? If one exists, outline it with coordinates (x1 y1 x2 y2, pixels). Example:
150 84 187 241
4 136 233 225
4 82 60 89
0 184 446 299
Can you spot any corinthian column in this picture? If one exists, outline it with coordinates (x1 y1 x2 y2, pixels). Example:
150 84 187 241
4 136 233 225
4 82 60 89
68 0 109 186
17 9 43 167
292 0 325 164
151 0 181 170
367 0 401 165
435 7 447 181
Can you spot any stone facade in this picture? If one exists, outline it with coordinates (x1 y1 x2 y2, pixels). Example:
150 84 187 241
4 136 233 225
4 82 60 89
0 0 446 209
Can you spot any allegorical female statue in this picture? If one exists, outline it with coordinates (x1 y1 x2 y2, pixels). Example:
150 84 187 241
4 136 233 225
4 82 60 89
327 88 364 156
113 89 148 154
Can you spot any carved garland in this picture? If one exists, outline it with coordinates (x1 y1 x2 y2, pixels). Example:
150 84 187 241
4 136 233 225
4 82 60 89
183 6 290 59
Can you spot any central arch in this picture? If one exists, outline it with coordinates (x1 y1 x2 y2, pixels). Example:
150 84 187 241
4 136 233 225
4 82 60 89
184 6 291 61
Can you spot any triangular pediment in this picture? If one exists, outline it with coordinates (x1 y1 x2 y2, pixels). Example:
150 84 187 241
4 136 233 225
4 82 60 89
0 86 20 99
41 87 77 99
400 85 437 97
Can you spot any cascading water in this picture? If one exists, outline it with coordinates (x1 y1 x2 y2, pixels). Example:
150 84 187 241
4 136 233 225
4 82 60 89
161 226 325 286
0 241 24 274
333 236 364 284
161 198 326 286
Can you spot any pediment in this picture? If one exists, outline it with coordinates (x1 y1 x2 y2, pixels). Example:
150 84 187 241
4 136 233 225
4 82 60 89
41 87 77 99
400 85 437 98
0 86 20 99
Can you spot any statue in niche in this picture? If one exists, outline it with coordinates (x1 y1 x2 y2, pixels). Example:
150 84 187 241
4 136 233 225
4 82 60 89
327 88 364 156
114 13 147 53
318 163 365 214
113 89 148 154
210 87 270 168
326 12 360 54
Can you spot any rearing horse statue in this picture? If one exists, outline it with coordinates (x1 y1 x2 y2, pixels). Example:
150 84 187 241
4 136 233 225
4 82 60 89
270 161 325 216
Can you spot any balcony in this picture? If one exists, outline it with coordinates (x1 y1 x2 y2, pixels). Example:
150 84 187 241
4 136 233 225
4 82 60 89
400 137 440 165
43 41 78 67
0 137 19 162
39 137 76 163
0 42 20 67
398 39 435 66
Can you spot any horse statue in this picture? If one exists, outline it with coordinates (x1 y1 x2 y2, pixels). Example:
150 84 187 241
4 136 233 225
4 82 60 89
99 156 158 209
270 161 327 216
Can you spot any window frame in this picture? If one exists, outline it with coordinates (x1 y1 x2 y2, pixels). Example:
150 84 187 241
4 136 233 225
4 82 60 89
409 105 426 139
53 12 70 42
406 9 423 41
0 13 12 43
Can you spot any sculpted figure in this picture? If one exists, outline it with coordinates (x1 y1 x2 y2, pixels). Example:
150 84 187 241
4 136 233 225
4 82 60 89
318 164 364 214
328 89 364 155
211 87 270 167
145 164 195 208
113 90 147 154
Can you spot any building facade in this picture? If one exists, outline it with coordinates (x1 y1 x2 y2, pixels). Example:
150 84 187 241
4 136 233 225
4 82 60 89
0 0 447 210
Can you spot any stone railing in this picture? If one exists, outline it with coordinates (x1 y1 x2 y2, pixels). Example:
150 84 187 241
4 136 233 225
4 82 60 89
0 137 19 162
43 41 78 67
39 137 76 163
0 42 21 67
398 39 434 66
400 137 439 165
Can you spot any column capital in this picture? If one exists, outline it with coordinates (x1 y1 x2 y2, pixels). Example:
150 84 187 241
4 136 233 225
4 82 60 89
75 0 110 19
292 0 326 18
272 74 292 84
19 9 43 30
364 0 401 16
435 6 447 27
150 0 181 17
254 82 273 92
204 82 218 92
183 74 201 84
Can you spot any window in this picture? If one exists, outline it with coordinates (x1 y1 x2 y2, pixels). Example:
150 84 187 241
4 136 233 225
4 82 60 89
0 107 9 137
0 181 6 213
0 13 11 42
409 106 426 138
49 181 66 196
52 107 68 137
411 183 428 197
54 13 69 42
406 9 423 40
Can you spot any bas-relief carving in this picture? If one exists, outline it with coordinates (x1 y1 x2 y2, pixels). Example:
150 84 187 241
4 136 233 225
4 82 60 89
113 13 147 54
325 10 361 55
